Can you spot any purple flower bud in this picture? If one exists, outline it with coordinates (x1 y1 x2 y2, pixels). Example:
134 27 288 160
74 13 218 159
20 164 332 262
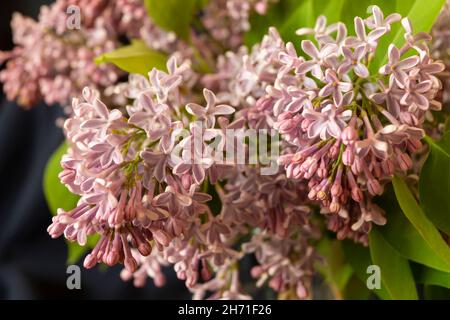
367 179 383 196
341 126 358 145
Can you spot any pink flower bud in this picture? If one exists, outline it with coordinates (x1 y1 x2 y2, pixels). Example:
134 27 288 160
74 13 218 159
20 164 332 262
269 275 283 292
329 201 341 213
301 118 312 132
296 283 308 299
84 253 97 269
317 190 327 201
317 166 328 178
381 159 395 176
105 251 119 266
154 274 166 287
367 179 383 196
308 188 317 200
341 126 358 145
152 229 171 246
125 257 137 273
137 242 152 256
133 276 146 288
342 148 353 167
397 152 412 171
351 187 363 202
331 183 343 197
407 139 422 153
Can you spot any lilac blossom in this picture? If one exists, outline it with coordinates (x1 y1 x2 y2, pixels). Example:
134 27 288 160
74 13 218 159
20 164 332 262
379 44 420 86
0 0 179 108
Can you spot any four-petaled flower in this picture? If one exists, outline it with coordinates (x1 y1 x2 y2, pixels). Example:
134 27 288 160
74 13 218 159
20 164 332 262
354 128 390 160
298 40 338 79
302 104 352 140
186 89 235 128
318 69 353 106
379 44 419 86
365 5 401 31
400 79 432 111
339 45 369 78
345 16 386 49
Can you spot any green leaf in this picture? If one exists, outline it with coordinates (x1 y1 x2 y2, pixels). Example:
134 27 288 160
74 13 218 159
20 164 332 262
369 228 418 299
420 133 450 235
244 0 310 48
144 0 197 40
279 0 315 45
412 264 450 290
316 237 354 296
393 176 450 268
67 243 85 265
43 142 79 215
370 0 447 73
313 0 346 24
445 117 450 132
375 187 450 273
95 40 167 75
339 0 373 30
244 0 344 50
424 285 450 299
342 240 391 300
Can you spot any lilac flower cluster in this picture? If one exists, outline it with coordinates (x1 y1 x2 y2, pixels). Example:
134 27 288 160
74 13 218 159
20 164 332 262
39 2 448 300
0 0 173 108
47 56 218 272
251 7 444 242
46 48 319 298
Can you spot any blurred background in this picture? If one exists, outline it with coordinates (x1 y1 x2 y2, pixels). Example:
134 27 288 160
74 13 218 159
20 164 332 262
0 0 191 299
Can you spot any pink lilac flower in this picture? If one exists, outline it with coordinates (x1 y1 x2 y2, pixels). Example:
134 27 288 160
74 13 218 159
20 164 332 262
345 16 387 50
365 5 401 31
339 45 369 78
186 89 235 128
302 105 352 139
379 44 420 86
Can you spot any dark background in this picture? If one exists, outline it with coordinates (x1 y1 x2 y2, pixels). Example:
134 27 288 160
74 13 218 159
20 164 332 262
0 0 190 299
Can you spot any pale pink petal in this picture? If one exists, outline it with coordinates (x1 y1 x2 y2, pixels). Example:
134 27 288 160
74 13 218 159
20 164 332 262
214 104 235 115
186 103 206 117
301 40 319 59
354 63 369 78
354 17 366 40
388 44 400 64
397 56 419 69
